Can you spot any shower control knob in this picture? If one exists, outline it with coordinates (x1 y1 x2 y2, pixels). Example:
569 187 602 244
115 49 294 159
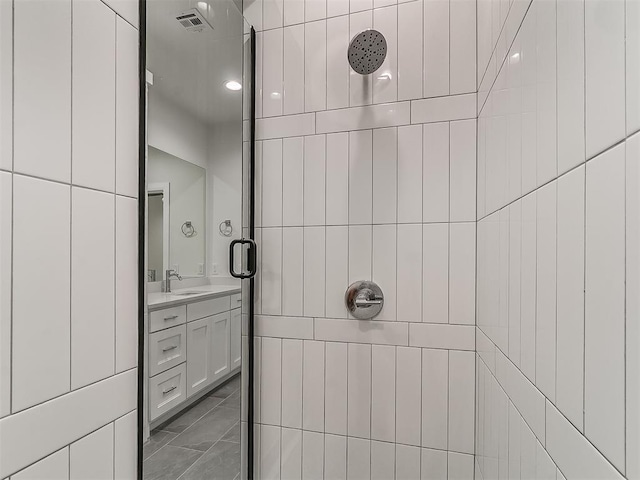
345 281 384 320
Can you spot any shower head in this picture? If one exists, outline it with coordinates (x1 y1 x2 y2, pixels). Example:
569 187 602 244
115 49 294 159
348 29 387 75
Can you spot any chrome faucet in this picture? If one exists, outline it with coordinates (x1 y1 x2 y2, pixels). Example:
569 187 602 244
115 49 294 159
164 269 182 293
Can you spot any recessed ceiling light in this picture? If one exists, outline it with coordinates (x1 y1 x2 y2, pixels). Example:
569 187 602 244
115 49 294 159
225 80 242 91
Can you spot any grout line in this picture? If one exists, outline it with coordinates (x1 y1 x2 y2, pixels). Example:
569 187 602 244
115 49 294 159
477 138 628 224
623 0 628 468
0 169 138 199
477 0 534 116
476 339 626 479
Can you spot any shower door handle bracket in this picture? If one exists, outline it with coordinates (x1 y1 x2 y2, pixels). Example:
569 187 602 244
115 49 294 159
230 238 257 279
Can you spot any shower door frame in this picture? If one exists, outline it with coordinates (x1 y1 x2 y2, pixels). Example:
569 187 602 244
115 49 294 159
136 1 257 477
137 0 146 477
246 26 257 480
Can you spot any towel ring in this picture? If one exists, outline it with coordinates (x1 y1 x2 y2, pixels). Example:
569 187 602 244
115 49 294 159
219 220 233 237
181 221 196 237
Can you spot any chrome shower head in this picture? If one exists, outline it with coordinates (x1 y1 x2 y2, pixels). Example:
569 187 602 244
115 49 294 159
348 29 387 75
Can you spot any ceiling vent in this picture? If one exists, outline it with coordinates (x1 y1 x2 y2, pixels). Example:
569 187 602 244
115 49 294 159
175 9 213 33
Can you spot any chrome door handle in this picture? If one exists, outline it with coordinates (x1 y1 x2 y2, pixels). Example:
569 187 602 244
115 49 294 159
162 385 177 395
164 315 179 321
162 345 178 352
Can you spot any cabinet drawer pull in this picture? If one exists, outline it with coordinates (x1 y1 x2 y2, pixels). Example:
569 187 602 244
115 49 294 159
162 385 177 395
164 315 179 321
162 345 178 353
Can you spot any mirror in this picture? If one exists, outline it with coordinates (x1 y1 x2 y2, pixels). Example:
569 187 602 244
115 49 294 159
147 147 206 279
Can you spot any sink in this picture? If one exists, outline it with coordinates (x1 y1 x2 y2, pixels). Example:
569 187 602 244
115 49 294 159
172 291 204 296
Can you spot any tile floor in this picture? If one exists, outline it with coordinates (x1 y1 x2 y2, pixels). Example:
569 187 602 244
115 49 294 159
143 374 241 480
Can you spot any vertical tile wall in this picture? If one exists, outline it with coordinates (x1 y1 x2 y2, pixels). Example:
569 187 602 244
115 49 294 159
244 0 478 477
476 0 640 479
0 0 139 478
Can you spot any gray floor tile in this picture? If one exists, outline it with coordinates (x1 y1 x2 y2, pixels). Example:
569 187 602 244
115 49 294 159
143 430 178 461
180 440 241 480
169 406 240 452
221 421 240 443
218 390 241 413
143 445 202 480
210 375 240 399
161 396 225 434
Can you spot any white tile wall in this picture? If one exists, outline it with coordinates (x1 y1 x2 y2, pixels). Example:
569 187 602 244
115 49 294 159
251 0 478 476
0 172 11 418
72 0 116 193
372 128 397 225
556 166 585 431
585 0 625 158
14 0 71 183
477 0 640 478
11 448 69 480
69 424 114 480
585 144 626 470
282 137 304 226
284 25 305 116
628 132 640 480
0 0 12 173
114 411 137 479
71 187 115 389
0 0 139 478
115 196 138 373
12 176 71 411
115 16 139 198
372 224 396 320
281 427 302 479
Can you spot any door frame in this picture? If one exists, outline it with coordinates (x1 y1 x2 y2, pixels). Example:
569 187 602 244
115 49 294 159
136 2 257 477
147 182 170 279
137 0 147 477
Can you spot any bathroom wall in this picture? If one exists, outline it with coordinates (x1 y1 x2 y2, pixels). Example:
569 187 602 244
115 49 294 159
148 92 209 170
0 0 139 478
475 0 640 478
207 122 243 277
245 0 479 477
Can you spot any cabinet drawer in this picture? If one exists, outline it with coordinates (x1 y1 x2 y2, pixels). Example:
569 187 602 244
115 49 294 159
149 325 186 377
150 305 186 333
187 296 231 322
230 293 242 309
149 363 186 421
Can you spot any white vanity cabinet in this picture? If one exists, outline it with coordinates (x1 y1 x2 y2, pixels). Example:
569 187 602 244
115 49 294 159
148 288 242 426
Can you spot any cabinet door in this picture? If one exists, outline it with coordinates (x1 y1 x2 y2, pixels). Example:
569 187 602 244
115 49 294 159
210 311 230 383
186 317 212 397
230 308 241 370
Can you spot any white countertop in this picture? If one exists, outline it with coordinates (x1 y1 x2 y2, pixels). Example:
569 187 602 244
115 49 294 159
147 284 241 310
